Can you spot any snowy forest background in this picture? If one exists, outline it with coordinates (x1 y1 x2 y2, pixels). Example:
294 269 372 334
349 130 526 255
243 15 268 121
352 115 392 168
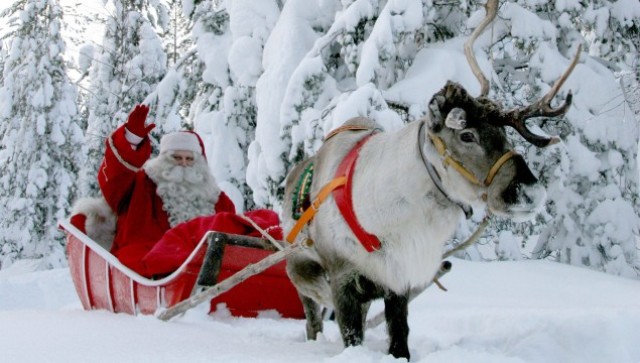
0 0 638 280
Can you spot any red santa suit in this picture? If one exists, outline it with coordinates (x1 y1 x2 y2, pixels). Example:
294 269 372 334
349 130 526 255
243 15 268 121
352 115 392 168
98 125 236 274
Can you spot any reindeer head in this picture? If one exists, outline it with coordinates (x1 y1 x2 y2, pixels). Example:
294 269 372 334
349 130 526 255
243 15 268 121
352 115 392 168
423 0 579 220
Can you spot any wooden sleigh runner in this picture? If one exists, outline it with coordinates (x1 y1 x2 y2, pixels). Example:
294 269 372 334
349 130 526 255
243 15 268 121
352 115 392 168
58 218 306 319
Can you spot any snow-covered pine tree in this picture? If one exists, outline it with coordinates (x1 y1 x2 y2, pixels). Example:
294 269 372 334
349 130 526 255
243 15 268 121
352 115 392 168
248 0 320 210
499 0 640 278
209 0 280 211
184 1 235 195
0 42 5 86
249 0 400 210
185 1 278 211
0 45 6 145
163 0 192 68
170 0 222 123
77 0 170 198
57 1 108 134
279 0 380 171
0 0 84 269
139 1 204 136
621 75 639 125
0 1 23 144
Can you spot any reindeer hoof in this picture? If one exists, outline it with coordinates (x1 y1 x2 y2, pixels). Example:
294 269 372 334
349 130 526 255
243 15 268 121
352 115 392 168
305 322 322 340
389 344 410 361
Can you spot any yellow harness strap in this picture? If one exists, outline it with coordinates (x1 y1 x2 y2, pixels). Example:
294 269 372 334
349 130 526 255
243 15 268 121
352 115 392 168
430 134 482 185
285 176 347 243
429 134 517 187
324 125 373 142
484 150 517 186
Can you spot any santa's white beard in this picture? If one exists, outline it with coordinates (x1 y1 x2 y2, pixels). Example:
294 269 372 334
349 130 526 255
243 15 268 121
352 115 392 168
144 153 221 227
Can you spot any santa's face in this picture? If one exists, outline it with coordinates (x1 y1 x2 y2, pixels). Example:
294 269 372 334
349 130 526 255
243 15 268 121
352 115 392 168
158 153 208 185
171 150 195 167
144 152 221 227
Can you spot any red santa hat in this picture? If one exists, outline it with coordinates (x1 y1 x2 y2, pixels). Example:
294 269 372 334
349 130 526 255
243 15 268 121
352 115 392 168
159 131 206 158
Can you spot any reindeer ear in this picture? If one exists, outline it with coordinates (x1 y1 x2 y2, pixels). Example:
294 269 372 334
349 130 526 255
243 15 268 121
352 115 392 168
444 108 467 129
427 94 446 131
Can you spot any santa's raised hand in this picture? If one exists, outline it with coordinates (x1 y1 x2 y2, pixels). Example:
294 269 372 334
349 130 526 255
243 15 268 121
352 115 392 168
125 104 155 138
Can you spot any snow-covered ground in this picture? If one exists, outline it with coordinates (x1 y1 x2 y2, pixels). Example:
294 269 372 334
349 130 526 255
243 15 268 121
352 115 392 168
1 258 639 363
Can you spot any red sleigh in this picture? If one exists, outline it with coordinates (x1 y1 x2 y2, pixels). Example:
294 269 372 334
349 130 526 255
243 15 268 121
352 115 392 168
58 217 305 319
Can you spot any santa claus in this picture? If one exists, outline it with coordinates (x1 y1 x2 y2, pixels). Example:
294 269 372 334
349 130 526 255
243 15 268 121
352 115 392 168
72 104 281 277
73 104 233 272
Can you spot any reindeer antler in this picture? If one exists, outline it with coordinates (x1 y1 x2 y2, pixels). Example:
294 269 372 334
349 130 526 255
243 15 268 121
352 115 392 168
498 44 582 147
464 0 499 97
463 0 581 147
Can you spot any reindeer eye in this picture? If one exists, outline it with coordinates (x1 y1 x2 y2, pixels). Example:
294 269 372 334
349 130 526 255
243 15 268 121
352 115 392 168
460 131 476 143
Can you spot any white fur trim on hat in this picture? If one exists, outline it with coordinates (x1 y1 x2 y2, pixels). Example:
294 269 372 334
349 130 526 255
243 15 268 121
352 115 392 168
160 132 203 155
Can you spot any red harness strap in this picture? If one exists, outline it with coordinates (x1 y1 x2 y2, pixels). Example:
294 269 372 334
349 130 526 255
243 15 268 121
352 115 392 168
333 134 381 252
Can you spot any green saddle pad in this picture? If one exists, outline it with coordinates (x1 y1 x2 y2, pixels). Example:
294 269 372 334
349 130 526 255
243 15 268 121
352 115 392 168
292 163 314 220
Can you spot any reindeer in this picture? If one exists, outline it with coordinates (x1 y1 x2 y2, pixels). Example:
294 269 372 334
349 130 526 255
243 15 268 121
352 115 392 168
281 0 580 359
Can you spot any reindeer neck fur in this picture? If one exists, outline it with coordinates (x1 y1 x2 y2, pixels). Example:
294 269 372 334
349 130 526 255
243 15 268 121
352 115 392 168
310 119 465 294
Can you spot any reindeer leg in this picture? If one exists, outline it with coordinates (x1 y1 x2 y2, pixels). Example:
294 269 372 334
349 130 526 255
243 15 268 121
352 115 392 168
334 278 366 346
285 256 332 341
333 274 379 347
299 294 323 340
384 292 410 360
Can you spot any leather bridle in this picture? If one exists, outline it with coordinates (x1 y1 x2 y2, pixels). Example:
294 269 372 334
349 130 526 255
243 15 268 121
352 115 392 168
418 121 518 214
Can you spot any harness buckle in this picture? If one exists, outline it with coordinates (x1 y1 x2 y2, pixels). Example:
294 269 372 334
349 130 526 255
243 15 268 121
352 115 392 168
311 199 322 211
